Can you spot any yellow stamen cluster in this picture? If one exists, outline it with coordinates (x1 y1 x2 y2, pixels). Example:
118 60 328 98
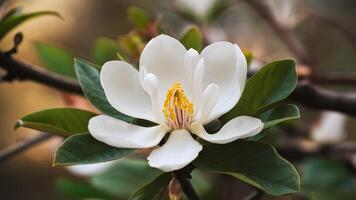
162 82 193 129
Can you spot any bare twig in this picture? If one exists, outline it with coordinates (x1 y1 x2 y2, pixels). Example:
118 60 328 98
174 165 201 200
243 190 263 200
0 133 53 162
311 12 356 52
244 0 310 64
290 82 356 115
0 52 82 94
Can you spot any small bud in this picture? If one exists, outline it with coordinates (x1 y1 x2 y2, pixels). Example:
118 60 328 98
14 32 23 46
169 177 182 200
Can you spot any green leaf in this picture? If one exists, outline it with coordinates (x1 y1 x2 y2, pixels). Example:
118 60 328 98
91 159 162 197
35 42 75 78
74 58 155 127
301 158 356 200
54 133 133 166
180 26 203 52
128 173 170 200
194 140 300 196
261 104 300 130
220 60 297 124
0 11 61 40
93 38 121 65
128 6 150 31
15 108 96 137
56 178 116 200
302 158 353 191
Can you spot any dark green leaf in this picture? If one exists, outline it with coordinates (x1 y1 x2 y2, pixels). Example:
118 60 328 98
220 60 297 124
128 173 170 200
35 42 75 78
301 158 356 200
91 159 162 197
15 108 96 137
180 26 203 51
93 38 121 65
261 104 300 130
74 58 155 127
194 140 300 196
0 11 61 40
302 158 353 191
54 133 133 166
128 6 150 31
56 178 116 200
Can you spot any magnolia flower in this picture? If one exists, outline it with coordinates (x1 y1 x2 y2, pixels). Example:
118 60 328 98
88 34 263 172
175 0 217 20
312 111 347 144
66 161 116 177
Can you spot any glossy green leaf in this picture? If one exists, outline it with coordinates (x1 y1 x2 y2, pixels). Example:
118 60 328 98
54 133 133 166
194 140 300 196
128 173 170 200
301 158 356 200
93 38 121 65
180 26 203 51
128 6 150 31
220 60 297 124
74 58 155 127
0 11 61 40
262 104 300 130
35 42 75 78
15 108 96 137
91 159 161 197
56 178 116 200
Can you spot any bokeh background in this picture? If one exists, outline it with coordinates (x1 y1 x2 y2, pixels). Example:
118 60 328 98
1 0 356 199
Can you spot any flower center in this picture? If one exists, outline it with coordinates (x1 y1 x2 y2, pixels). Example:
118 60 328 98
162 82 193 130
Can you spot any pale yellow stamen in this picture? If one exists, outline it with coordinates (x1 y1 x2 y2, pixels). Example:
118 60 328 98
162 82 193 129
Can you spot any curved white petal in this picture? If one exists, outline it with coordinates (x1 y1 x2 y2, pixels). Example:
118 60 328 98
140 34 190 101
147 129 202 172
143 73 166 125
101 61 156 122
200 42 247 122
190 116 263 144
88 115 167 148
195 84 220 124
66 161 116 177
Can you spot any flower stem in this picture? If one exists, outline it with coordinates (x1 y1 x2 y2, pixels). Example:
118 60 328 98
173 165 200 200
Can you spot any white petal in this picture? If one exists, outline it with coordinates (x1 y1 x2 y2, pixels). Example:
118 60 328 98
66 161 116 177
147 129 202 172
200 42 247 122
140 34 189 101
185 48 200 93
193 58 205 104
312 111 346 144
101 61 156 122
143 73 166 125
190 116 263 144
195 84 220 124
88 115 167 148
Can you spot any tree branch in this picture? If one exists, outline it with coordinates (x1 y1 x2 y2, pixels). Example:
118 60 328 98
244 0 310 64
174 165 201 200
0 132 53 162
290 82 356 115
243 190 263 200
0 52 82 94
